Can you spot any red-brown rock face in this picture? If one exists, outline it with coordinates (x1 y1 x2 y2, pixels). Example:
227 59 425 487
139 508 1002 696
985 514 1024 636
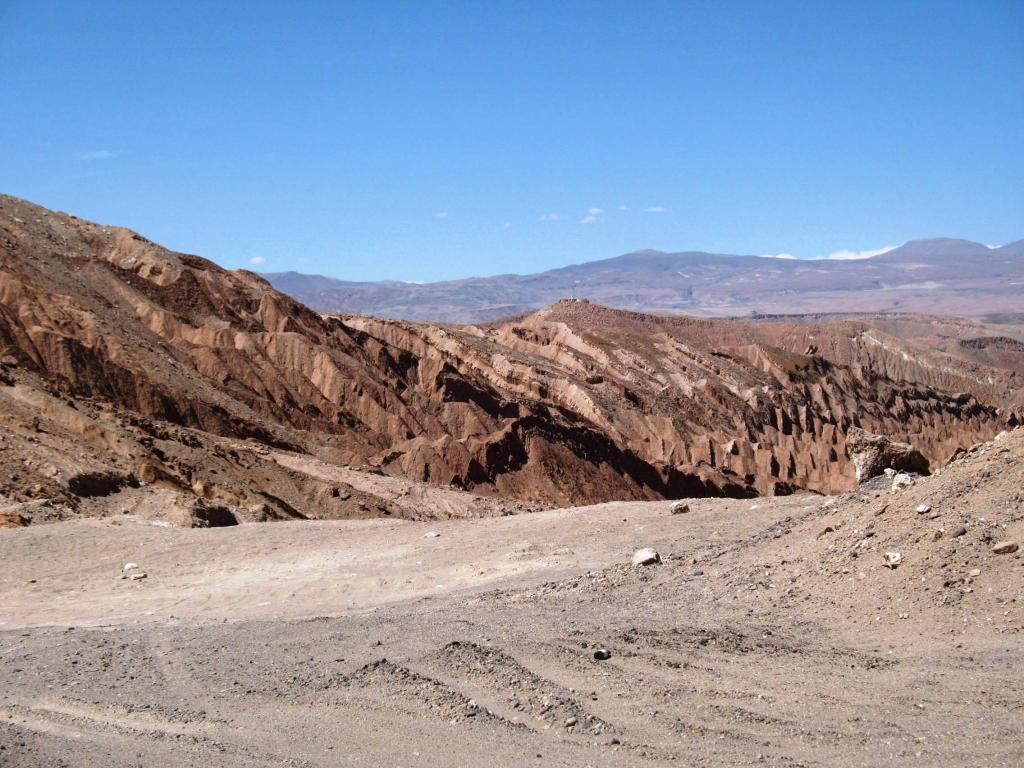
0 195 1012 515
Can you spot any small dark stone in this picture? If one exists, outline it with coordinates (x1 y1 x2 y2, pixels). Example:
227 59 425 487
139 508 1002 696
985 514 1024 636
952 527 967 538
593 648 612 660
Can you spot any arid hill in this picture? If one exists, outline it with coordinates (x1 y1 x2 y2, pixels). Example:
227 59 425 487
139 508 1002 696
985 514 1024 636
0 195 1016 524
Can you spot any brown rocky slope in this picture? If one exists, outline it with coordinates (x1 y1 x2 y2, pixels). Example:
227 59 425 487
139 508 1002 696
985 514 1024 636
0 195 1016 521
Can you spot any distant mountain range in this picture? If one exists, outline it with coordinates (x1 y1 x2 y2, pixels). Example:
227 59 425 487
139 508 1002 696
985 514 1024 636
264 238 1024 322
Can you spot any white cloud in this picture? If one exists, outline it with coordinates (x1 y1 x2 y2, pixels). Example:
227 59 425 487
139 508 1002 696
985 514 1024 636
538 213 565 221
823 245 896 260
79 149 116 161
249 256 266 266
434 211 449 219
502 221 513 230
617 204 629 211
580 207 604 224
760 253 797 260
644 206 667 213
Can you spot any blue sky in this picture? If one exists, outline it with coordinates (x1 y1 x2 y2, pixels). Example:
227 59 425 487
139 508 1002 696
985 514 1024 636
1 1 1021 281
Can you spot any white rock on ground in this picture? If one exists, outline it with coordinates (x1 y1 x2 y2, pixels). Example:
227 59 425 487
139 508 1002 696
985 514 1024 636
883 551 902 569
632 548 661 566
891 473 914 493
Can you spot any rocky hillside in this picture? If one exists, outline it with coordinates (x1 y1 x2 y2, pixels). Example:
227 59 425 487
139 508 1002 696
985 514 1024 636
0 195 1016 523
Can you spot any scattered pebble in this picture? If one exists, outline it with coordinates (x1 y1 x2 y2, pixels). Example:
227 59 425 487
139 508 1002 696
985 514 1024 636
992 541 1019 555
670 501 690 515
593 648 612 661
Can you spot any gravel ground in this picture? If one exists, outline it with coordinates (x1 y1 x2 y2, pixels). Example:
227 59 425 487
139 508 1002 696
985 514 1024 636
1 432 1022 767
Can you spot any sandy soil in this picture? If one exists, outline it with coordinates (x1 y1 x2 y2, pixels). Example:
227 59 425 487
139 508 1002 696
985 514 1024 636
1 433 1022 767
0 496 794 629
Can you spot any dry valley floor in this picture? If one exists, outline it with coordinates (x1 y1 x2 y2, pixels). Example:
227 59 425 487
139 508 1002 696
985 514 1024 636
1 431 1022 767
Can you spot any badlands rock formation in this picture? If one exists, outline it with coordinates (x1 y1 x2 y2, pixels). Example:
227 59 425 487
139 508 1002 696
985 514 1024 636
0 195 1015 523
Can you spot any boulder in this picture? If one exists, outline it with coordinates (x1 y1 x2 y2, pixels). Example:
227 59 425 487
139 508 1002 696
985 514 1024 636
167 499 239 528
846 427 929 483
